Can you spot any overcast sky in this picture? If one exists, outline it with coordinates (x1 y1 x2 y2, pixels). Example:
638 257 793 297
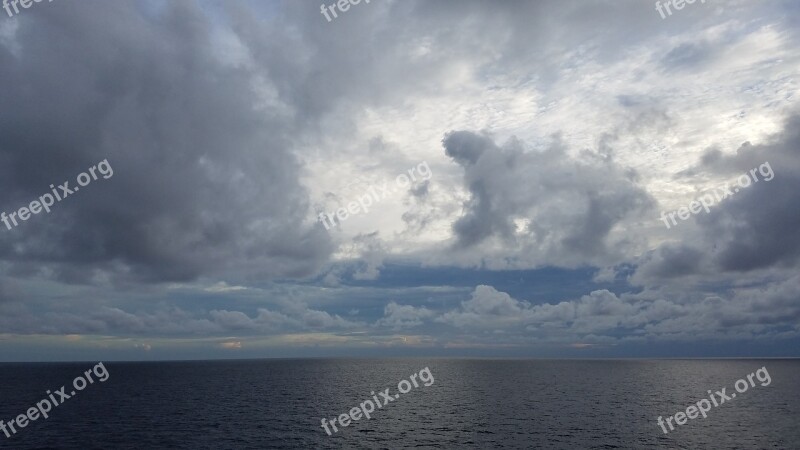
1 0 798 361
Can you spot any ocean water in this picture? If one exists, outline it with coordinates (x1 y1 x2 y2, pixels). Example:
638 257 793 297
0 359 797 449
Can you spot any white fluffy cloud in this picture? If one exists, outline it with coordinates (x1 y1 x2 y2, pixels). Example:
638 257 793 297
437 281 800 344
376 301 436 329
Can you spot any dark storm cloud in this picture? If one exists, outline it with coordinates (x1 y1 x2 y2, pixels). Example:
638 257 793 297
633 244 706 281
0 1 333 283
635 113 800 280
443 131 495 167
442 131 654 262
700 121 800 271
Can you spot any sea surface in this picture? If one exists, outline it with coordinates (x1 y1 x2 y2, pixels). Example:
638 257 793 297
0 359 798 449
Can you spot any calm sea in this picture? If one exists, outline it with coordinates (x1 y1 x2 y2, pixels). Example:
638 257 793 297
0 359 797 449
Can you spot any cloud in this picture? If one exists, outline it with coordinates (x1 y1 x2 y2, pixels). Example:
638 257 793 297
209 310 256 331
0 0 798 358
0 301 361 337
437 281 800 344
661 41 715 72
442 131 654 267
439 285 532 329
205 282 248 293
0 1 333 284
634 113 800 283
376 301 435 329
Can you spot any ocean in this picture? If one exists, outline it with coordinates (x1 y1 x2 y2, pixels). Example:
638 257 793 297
0 359 797 449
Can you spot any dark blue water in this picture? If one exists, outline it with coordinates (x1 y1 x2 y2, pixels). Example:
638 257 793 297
0 359 797 449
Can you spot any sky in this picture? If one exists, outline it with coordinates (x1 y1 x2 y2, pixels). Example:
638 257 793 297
0 0 798 361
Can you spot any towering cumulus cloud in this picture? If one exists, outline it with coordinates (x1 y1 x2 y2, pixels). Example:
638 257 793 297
442 130 654 267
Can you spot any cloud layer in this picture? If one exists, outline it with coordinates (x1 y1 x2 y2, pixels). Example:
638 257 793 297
0 0 798 359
